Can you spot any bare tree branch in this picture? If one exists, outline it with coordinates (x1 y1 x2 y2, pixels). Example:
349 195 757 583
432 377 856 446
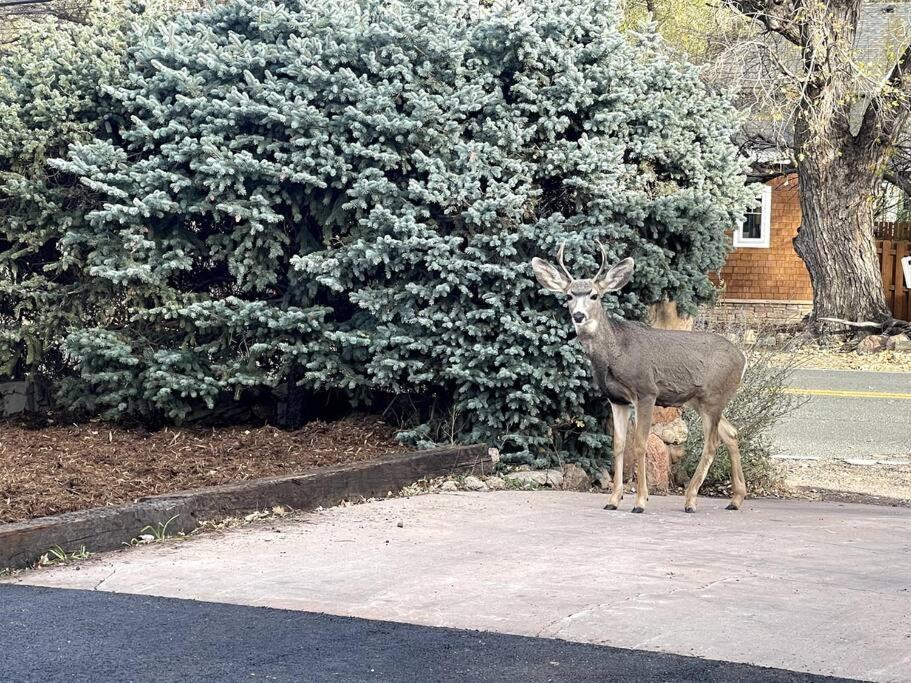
883 169 911 197
858 40 911 142
722 0 803 46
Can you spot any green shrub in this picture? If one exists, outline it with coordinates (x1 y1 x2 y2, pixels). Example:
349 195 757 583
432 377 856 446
8 0 752 466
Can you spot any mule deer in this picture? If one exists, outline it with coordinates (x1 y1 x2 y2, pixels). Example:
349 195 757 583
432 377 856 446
531 242 747 513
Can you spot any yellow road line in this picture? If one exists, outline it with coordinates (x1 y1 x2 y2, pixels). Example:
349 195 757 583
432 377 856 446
783 387 911 400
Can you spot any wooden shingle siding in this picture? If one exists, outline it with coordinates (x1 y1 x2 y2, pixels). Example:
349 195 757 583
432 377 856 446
716 175 813 302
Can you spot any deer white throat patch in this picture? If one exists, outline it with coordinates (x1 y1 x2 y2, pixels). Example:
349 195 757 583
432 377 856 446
574 318 599 336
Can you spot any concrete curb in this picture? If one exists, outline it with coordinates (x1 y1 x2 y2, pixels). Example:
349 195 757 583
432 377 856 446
0 444 490 570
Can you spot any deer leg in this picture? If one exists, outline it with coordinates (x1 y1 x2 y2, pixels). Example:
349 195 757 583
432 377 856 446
719 416 747 510
631 398 655 513
605 402 631 510
684 411 720 513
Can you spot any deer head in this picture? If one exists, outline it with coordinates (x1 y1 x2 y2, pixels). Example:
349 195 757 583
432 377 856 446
531 242 635 331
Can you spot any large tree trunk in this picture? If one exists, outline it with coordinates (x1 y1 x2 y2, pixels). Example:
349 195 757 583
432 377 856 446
793 141 892 328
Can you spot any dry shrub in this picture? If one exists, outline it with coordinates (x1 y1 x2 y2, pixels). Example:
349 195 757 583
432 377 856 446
682 317 809 492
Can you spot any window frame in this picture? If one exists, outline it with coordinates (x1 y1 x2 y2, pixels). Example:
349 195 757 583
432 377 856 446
734 185 772 249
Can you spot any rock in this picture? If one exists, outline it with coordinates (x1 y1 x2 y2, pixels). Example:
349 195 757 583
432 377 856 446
544 469 564 487
504 469 563 488
667 444 686 467
463 475 488 491
667 444 688 487
856 335 886 355
887 334 911 352
651 406 682 424
742 329 757 345
623 448 635 480
440 480 459 492
505 470 548 486
650 416 688 445
485 476 506 490
640 433 670 494
561 464 590 491
648 301 694 331
596 437 671 494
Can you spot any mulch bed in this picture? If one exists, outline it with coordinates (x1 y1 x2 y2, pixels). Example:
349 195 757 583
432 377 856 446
0 415 410 524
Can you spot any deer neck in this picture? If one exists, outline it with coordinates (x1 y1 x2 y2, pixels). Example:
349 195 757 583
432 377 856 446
576 307 619 359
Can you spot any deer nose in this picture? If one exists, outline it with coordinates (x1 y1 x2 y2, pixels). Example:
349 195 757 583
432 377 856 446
572 312 586 323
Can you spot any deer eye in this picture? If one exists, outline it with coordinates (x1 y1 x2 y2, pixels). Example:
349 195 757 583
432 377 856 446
565 295 573 303
589 293 599 301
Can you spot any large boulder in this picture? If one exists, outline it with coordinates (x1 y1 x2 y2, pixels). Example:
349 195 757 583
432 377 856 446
607 434 671 494
643 433 671 494
651 406 682 424
651 417 689 445
650 405 689 450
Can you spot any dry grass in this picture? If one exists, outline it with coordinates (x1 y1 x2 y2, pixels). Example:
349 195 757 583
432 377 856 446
769 348 911 372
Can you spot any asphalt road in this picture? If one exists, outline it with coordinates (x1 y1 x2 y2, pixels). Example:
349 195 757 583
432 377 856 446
773 368 911 459
0 585 854 683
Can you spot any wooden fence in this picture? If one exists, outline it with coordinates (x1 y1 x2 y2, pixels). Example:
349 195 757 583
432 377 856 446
874 222 911 240
877 240 911 322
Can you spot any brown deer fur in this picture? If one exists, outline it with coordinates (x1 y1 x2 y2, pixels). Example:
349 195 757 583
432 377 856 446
531 243 747 513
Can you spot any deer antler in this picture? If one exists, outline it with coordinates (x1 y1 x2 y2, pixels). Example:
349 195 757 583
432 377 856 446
556 241 573 281
593 240 608 282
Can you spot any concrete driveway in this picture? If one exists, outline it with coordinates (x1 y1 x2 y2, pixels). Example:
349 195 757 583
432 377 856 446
774 368 911 459
6 491 910 682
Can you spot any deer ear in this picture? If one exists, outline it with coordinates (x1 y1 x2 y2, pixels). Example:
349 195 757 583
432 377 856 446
531 257 571 293
596 257 635 293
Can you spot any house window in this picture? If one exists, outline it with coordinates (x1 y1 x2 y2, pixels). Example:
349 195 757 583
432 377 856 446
734 185 772 248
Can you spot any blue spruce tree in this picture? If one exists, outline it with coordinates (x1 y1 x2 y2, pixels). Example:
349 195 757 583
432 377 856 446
31 0 751 467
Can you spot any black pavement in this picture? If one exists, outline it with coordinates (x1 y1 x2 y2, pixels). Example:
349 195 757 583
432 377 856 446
0 584 855 682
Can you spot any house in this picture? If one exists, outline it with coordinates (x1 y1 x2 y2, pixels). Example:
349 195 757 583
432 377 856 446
711 173 911 326
711 176 812 326
708 4 911 327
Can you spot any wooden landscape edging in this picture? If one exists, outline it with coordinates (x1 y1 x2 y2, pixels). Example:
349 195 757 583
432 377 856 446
0 444 490 571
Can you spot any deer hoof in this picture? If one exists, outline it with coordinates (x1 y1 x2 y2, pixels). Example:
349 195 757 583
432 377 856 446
684 506 696 514
631 506 644 513
604 504 618 510
725 503 740 511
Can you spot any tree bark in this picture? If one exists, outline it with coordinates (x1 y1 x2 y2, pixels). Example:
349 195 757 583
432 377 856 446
792 148 892 327
723 0 901 331
647 300 694 331
783 0 893 329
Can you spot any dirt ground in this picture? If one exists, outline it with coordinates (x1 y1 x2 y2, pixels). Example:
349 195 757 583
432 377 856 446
770 348 911 372
778 457 911 506
0 416 409 524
